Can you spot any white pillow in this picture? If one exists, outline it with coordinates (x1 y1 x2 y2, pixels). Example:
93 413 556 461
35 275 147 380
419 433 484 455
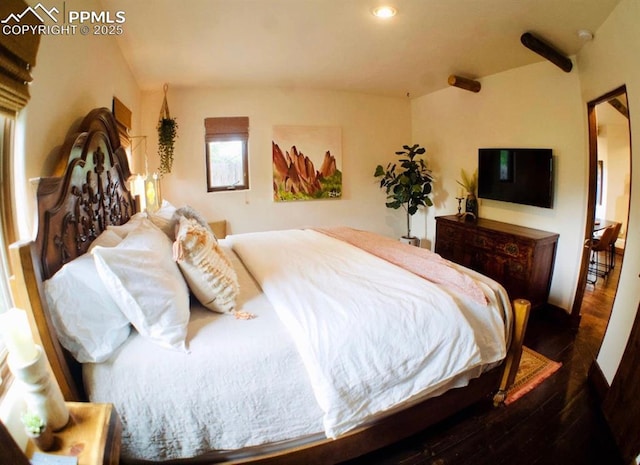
174 216 239 313
92 219 190 351
88 229 123 252
107 212 147 239
44 253 131 363
147 200 178 239
156 199 177 218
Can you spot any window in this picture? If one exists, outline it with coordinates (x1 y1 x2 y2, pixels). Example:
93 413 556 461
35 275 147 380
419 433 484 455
0 0 41 400
204 117 249 192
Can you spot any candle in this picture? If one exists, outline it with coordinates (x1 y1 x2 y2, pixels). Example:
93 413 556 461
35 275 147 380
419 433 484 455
0 308 38 366
457 186 465 198
130 174 147 211
145 173 159 213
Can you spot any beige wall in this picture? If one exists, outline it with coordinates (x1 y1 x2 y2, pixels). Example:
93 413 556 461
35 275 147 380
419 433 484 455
577 0 640 383
15 0 140 239
596 121 631 240
138 87 411 236
411 61 586 310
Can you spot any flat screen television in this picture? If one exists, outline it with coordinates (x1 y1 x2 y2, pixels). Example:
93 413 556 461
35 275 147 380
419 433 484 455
478 148 553 208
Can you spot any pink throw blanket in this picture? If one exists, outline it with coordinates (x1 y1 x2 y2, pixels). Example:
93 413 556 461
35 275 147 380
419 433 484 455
315 227 488 306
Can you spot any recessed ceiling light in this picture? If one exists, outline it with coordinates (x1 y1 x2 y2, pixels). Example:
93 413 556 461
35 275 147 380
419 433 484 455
372 6 397 18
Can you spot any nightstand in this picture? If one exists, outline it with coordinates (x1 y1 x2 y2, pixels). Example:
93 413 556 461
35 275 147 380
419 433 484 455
26 402 121 465
208 220 227 239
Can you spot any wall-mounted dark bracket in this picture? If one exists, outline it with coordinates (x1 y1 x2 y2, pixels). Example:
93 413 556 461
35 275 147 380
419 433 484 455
521 32 573 73
448 75 481 93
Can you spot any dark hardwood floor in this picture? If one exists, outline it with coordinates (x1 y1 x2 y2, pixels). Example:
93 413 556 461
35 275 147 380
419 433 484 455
343 254 624 465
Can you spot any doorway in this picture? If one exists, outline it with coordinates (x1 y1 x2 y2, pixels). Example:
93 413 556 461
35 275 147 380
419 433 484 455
571 86 631 348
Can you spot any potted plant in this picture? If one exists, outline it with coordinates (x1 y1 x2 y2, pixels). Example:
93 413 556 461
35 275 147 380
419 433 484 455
157 116 178 176
21 411 54 451
157 84 178 176
456 168 478 220
374 144 433 246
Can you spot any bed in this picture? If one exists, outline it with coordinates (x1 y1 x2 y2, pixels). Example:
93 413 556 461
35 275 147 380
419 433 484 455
10 108 530 464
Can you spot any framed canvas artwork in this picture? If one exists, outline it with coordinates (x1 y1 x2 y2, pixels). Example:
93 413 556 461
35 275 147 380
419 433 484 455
272 125 342 201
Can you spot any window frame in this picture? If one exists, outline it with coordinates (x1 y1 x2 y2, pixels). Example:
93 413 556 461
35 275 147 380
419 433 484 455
205 132 250 192
0 0 41 400
0 114 15 400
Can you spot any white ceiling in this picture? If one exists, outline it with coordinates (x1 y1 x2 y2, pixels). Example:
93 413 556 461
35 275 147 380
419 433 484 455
104 0 621 98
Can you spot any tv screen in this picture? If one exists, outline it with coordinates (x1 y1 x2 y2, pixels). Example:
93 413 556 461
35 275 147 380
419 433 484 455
478 148 553 208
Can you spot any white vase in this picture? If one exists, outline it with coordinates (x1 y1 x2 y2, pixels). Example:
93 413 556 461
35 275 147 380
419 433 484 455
9 345 69 431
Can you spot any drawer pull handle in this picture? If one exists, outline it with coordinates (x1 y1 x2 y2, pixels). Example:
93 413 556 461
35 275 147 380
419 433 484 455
504 243 519 255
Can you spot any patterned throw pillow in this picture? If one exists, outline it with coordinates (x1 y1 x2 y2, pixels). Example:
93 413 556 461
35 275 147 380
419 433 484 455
174 215 239 313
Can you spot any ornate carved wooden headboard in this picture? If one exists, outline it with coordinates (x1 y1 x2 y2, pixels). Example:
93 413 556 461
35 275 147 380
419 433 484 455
11 107 136 400
35 108 136 279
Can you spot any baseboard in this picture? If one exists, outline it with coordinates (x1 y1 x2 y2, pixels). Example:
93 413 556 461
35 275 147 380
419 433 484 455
588 359 610 402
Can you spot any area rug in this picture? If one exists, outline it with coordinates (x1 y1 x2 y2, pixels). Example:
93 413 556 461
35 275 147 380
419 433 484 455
505 346 562 405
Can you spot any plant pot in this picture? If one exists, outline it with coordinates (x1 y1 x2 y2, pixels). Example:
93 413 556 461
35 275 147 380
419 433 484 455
400 236 420 247
465 194 478 220
27 426 55 451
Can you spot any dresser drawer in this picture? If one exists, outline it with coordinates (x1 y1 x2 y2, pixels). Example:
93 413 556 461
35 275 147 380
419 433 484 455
469 230 498 252
505 257 528 279
435 215 558 309
437 222 464 241
494 236 534 263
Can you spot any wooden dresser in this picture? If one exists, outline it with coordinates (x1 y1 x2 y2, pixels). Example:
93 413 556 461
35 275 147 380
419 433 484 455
435 215 559 308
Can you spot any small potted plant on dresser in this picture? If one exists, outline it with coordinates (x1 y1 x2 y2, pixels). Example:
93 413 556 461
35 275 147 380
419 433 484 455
374 144 433 246
457 168 478 221
21 411 54 451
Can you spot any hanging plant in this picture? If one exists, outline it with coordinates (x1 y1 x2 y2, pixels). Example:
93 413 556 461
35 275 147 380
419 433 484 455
157 117 177 175
157 84 178 176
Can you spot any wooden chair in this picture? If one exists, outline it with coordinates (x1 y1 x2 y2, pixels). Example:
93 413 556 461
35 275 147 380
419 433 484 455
608 222 622 270
587 225 617 284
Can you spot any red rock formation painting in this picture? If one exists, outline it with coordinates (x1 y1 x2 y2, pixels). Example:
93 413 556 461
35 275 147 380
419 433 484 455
319 151 337 178
272 142 339 200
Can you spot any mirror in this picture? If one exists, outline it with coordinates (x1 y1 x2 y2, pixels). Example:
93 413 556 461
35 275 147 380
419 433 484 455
572 86 631 352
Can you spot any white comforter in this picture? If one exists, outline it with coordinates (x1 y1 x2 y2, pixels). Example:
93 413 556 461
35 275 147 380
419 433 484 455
85 228 510 461
84 246 325 461
229 229 509 438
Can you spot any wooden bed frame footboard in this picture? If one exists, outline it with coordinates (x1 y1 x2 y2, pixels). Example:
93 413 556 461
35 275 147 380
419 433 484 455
8 107 531 464
494 298 532 406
